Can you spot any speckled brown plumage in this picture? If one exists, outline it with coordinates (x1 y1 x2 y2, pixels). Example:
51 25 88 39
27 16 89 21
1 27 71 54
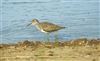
38 22 65 32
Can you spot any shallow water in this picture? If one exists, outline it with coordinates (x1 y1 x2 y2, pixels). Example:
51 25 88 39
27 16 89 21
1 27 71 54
0 0 100 43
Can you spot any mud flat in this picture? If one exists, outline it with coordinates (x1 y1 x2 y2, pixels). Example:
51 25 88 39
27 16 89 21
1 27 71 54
0 38 100 61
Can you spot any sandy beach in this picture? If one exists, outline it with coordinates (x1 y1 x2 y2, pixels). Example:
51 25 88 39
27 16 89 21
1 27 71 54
0 38 100 61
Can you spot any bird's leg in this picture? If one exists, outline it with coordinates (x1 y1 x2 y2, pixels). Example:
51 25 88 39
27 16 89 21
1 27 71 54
54 32 59 46
54 32 58 42
46 33 50 42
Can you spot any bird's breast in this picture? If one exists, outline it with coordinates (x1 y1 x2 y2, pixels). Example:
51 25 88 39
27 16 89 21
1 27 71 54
35 25 48 33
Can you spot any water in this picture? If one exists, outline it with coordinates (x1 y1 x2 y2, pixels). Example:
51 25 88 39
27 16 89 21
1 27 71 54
0 0 100 43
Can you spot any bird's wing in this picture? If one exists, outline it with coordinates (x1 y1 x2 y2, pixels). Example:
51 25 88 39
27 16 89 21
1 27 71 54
39 22 64 32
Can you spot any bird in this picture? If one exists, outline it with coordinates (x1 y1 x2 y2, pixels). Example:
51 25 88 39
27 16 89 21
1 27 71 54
28 19 65 42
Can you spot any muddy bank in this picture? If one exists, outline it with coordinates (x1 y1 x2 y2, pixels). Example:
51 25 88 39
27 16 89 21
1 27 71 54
0 38 100 61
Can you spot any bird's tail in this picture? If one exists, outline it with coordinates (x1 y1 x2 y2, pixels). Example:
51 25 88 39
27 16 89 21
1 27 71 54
61 27 66 29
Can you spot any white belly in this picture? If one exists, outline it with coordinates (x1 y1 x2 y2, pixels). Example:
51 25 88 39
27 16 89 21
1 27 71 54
40 29 48 33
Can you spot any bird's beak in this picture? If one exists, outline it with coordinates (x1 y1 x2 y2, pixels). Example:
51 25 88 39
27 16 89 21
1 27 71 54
27 23 32 26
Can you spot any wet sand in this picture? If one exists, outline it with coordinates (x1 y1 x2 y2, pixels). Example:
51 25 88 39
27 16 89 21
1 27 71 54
0 38 100 61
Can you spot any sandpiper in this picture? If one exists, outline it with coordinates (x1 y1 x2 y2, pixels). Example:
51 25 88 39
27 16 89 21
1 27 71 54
28 19 65 41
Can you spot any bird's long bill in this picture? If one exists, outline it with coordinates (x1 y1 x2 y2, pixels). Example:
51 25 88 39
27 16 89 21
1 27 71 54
27 23 32 26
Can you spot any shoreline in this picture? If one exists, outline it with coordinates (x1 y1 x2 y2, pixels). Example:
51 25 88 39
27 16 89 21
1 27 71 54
0 38 100 47
1 37 99 44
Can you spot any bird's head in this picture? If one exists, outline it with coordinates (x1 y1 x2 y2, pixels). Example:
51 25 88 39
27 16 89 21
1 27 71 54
27 19 39 26
31 19 39 25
